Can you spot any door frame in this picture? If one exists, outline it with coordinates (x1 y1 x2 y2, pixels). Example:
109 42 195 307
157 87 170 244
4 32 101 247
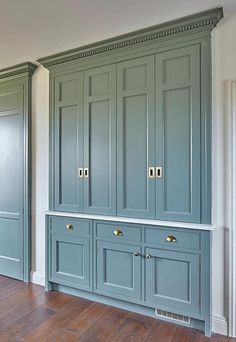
0 63 37 282
228 80 236 337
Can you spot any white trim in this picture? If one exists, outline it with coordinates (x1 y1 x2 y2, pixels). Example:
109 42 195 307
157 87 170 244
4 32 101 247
212 315 228 336
228 80 236 338
30 271 45 286
45 211 214 231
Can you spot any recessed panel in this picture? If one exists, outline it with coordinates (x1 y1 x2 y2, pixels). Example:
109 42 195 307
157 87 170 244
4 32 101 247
59 106 78 205
57 241 84 278
0 218 20 260
163 87 191 213
89 100 111 208
123 95 148 210
105 249 134 288
89 72 110 96
0 113 21 213
59 79 77 101
154 257 190 302
123 64 147 90
163 55 190 84
0 91 19 111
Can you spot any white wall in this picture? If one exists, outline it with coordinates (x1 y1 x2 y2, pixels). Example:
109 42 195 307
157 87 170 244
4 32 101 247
31 65 49 286
211 11 236 335
31 11 236 335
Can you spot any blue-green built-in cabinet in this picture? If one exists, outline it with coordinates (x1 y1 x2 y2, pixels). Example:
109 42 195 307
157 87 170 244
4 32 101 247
0 63 36 282
40 8 223 336
46 214 211 335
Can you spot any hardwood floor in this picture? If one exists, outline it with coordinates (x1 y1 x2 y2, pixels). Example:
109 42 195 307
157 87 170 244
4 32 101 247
0 276 235 342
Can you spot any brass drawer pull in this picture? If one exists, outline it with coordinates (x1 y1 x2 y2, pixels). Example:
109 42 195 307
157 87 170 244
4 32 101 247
113 229 123 237
133 251 140 256
145 254 152 259
165 235 177 243
66 224 73 231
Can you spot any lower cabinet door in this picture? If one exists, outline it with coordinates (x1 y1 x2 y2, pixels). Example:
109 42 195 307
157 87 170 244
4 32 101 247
145 248 200 315
96 241 142 301
50 233 91 291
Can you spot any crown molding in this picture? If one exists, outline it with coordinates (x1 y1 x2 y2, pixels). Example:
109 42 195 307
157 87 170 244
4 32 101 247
38 7 223 68
0 62 37 81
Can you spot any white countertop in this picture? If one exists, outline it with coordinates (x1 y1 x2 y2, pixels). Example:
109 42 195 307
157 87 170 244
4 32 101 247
45 211 214 231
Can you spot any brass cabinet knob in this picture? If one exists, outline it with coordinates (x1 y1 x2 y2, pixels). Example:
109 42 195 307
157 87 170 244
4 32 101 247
113 229 123 236
66 224 73 231
165 235 177 243
133 251 140 256
145 254 152 259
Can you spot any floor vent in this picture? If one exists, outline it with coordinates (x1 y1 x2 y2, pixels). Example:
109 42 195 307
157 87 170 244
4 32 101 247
155 309 190 325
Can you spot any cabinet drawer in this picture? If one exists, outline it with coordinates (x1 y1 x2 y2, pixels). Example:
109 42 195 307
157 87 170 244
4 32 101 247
95 221 141 242
49 216 91 237
145 227 200 251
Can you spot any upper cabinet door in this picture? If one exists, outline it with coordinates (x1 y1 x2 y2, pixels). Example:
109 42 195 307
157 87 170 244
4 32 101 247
117 56 155 219
156 46 201 222
54 73 84 212
84 65 116 215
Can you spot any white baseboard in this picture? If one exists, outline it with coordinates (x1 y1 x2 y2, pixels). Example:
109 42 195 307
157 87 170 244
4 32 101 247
212 315 228 336
30 271 45 286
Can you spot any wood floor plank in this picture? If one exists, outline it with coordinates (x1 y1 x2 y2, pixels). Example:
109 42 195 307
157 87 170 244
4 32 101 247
109 315 154 342
0 291 59 331
78 306 128 342
144 320 177 342
23 296 93 341
0 283 44 317
170 325 194 342
0 277 20 289
67 302 111 334
0 281 28 301
2 306 55 341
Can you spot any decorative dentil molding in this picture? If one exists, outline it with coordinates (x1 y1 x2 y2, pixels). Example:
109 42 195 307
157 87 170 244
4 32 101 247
0 62 37 80
38 7 223 68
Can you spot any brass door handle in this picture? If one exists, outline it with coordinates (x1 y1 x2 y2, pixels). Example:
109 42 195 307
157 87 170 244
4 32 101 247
133 251 140 256
165 235 177 243
66 224 73 231
145 254 152 259
113 229 123 236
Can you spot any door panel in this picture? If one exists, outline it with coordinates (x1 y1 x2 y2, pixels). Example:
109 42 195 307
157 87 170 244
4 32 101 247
96 241 142 301
50 233 91 290
0 85 23 279
156 45 201 222
145 247 200 316
54 73 84 212
84 65 116 215
117 56 155 218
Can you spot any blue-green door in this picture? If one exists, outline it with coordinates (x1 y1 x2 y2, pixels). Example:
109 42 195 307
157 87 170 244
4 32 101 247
54 72 84 212
155 46 201 222
0 84 24 280
145 247 200 316
96 241 142 302
117 56 155 218
84 65 116 215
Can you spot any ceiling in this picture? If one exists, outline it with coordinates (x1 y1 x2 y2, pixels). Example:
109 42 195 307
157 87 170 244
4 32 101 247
0 0 236 69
